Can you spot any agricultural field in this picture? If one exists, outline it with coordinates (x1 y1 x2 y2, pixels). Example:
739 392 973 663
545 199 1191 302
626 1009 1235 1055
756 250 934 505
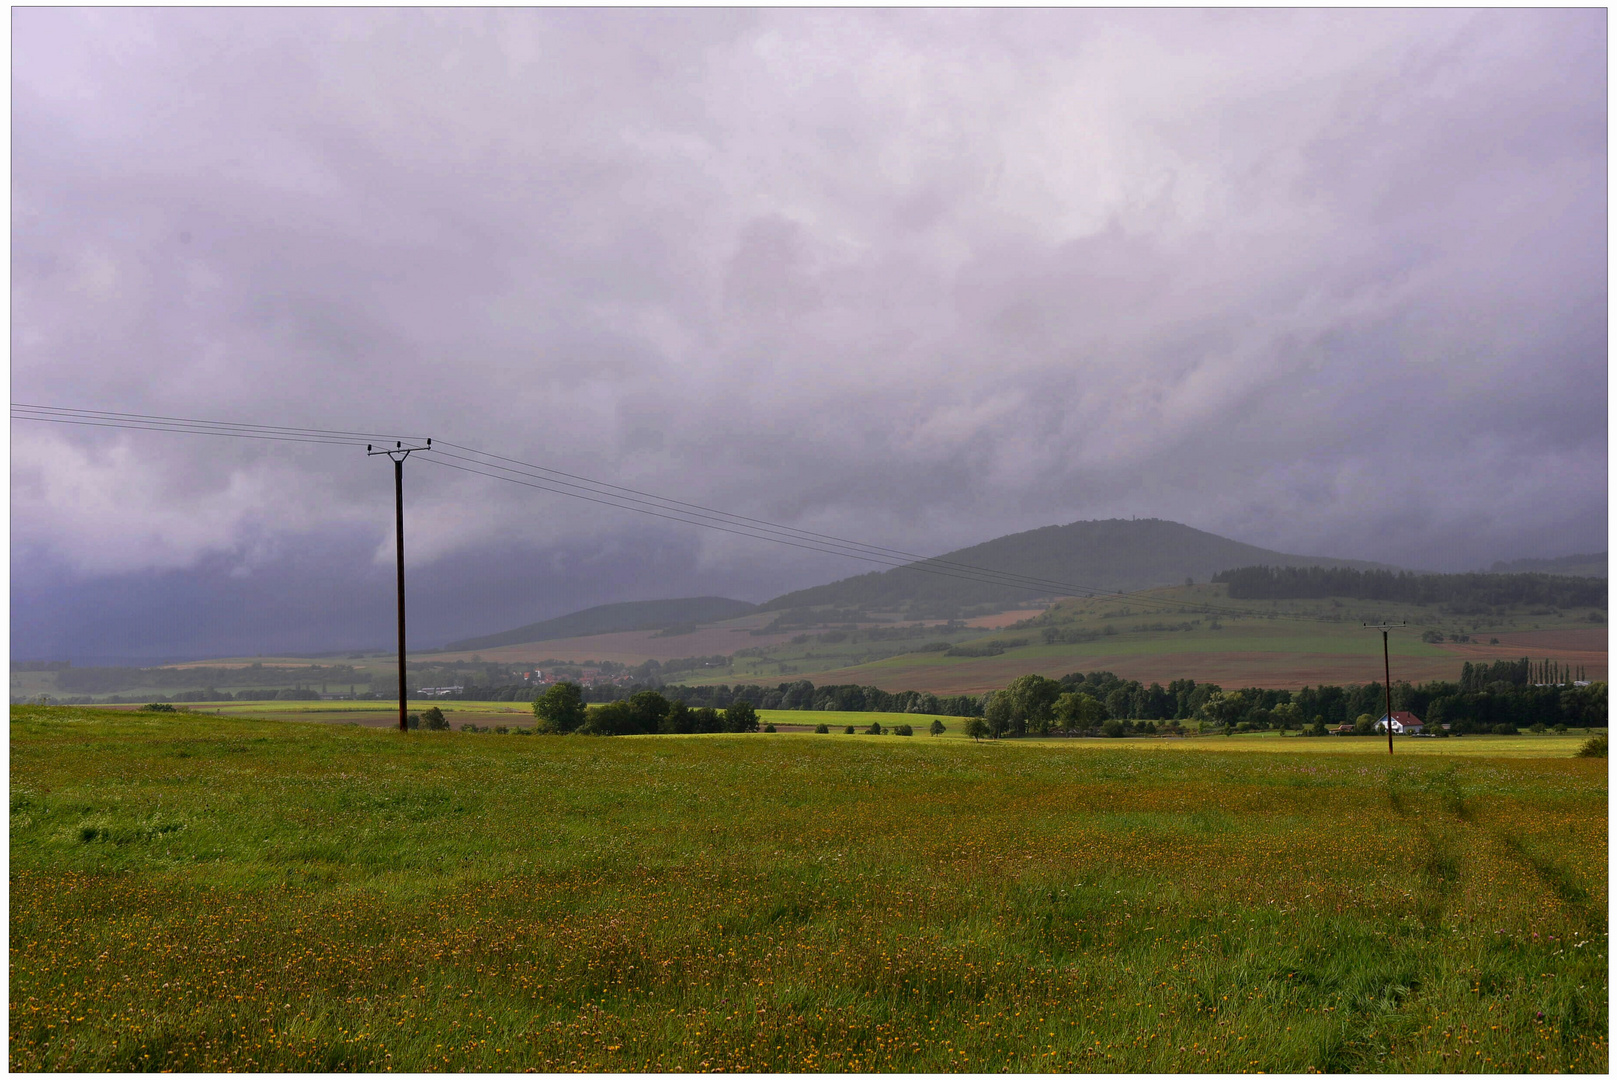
143 700 543 729
16 584 1605 705
11 706 1607 1072
720 587 1608 693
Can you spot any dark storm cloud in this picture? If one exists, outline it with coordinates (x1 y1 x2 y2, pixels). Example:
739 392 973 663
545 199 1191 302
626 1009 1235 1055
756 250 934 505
11 8 1606 651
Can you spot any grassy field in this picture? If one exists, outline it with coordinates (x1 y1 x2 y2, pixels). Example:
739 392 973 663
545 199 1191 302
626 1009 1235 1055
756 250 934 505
16 585 1605 706
89 701 1605 757
158 700 541 728
11 706 1607 1072
686 585 1608 692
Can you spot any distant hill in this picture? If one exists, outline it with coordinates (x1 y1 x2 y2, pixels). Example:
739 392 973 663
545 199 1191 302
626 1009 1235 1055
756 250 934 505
1488 552 1606 578
763 518 1393 616
442 597 758 652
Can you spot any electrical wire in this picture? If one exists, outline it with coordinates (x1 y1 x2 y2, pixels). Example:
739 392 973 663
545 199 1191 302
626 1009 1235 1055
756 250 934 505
12 402 1360 626
13 414 377 448
11 403 417 443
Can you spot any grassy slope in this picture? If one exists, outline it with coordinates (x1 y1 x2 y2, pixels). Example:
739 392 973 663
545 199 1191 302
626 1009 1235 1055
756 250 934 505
22 584 1604 705
709 585 1608 692
11 706 1607 1072
762 517 1390 613
442 597 759 653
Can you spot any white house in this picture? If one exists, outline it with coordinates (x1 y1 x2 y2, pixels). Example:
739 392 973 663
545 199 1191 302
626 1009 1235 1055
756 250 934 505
1374 711 1424 734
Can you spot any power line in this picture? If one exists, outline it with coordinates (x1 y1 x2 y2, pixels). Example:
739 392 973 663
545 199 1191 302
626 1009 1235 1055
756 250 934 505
11 403 416 443
11 402 1353 626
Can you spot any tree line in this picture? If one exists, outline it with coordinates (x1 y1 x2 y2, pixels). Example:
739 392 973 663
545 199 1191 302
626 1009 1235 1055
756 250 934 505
494 661 1611 739
662 680 985 717
976 668 1607 738
1212 565 1606 611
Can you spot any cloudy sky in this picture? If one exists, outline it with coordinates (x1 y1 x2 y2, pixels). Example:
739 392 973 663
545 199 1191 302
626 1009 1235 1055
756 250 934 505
11 8 1607 660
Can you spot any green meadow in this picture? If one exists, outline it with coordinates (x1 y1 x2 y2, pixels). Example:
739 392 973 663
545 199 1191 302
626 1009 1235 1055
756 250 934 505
692 585 1607 691
10 706 1607 1072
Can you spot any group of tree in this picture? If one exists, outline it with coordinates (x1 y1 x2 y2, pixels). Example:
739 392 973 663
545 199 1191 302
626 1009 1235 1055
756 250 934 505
1459 658 1588 691
981 673 1202 738
1213 565 1606 611
532 683 761 736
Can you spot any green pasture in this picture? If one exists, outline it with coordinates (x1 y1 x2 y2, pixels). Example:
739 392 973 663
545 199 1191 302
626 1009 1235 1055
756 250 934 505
697 584 1606 686
723 620 1501 688
11 705 1606 1072
88 701 1604 758
763 716 1602 757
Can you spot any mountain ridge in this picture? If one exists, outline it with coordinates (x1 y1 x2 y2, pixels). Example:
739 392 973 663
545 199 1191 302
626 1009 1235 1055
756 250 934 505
441 596 759 652
447 518 1403 650
762 518 1396 615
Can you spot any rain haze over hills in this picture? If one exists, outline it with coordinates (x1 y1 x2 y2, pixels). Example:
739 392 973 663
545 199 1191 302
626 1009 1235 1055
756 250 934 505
10 9 1607 661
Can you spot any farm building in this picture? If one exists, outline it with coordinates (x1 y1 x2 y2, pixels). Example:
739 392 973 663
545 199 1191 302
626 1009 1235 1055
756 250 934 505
1374 711 1424 734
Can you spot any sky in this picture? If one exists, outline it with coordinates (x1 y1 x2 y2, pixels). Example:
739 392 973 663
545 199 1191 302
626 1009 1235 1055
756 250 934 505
11 8 1608 660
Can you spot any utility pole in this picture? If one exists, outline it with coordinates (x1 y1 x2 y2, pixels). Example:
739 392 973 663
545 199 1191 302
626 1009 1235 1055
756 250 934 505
369 439 431 731
1363 622 1406 755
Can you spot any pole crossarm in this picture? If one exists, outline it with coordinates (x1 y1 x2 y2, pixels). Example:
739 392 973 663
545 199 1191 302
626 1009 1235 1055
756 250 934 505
367 439 432 460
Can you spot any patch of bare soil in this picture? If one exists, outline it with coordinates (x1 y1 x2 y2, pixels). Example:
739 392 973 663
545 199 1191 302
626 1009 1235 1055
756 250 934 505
1455 627 1607 652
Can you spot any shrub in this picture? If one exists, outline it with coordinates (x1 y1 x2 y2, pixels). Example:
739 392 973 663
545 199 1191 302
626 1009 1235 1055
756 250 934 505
140 703 177 713
1575 734 1607 758
866 721 884 735
844 725 856 734
1491 723 1518 736
1530 722 1547 734
894 724 913 736
406 712 421 730
422 706 449 731
763 723 776 733
494 725 509 735
1101 718 1126 738
815 723 829 734
929 719 946 736
724 700 760 733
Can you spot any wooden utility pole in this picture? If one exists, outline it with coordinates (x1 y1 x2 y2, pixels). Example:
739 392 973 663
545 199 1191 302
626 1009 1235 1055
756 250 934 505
369 439 431 731
1364 622 1405 755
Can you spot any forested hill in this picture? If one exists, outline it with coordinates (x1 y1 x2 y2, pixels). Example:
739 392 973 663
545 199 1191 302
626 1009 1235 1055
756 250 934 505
762 519 1390 617
443 597 758 652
